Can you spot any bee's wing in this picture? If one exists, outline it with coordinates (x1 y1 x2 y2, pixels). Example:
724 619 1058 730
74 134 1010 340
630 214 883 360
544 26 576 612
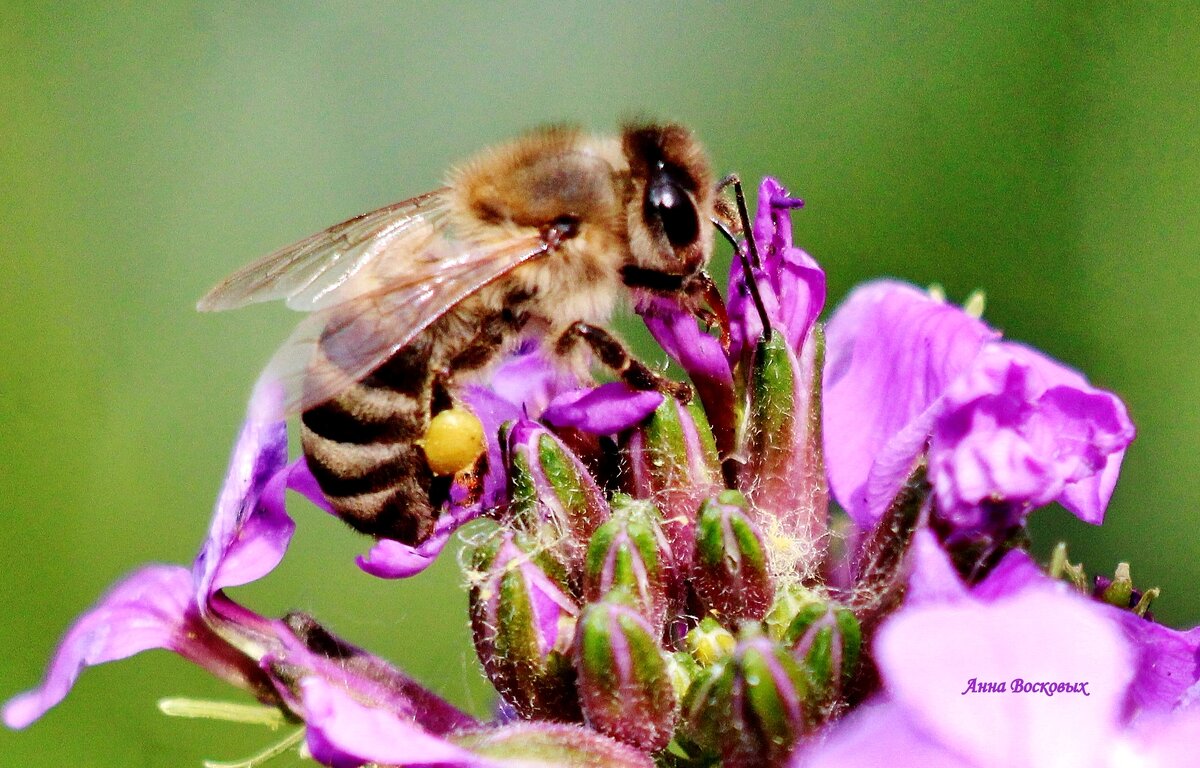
264 231 553 414
197 189 451 313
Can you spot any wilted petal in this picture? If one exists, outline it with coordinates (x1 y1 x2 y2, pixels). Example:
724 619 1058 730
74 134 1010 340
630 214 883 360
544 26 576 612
301 677 482 768
4 566 194 729
542 382 663 435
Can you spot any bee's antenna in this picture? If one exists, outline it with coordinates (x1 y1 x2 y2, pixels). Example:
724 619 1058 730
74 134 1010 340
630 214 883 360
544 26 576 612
714 173 772 341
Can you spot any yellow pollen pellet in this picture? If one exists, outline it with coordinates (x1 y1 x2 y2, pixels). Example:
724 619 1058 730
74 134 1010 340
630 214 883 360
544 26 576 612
421 407 486 476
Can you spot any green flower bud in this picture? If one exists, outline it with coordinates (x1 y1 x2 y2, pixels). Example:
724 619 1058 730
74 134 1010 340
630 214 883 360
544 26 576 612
693 490 774 623
583 507 669 631
574 599 677 752
467 529 580 721
681 629 813 768
506 418 609 575
741 328 828 577
782 596 861 718
627 398 723 570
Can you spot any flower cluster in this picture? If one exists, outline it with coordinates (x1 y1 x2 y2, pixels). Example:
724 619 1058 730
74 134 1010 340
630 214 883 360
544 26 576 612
8 179 1199 768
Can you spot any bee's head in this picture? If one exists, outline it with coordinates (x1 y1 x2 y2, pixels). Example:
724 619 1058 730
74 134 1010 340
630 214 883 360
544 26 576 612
620 123 715 294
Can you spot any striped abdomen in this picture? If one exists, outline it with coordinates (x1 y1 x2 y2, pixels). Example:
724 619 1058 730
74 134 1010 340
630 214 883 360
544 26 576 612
300 330 446 545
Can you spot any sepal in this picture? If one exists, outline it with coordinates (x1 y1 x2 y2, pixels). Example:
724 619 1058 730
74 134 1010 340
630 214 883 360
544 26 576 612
583 502 670 631
506 417 610 574
681 628 813 768
574 598 677 751
467 528 581 720
626 397 723 568
693 490 774 623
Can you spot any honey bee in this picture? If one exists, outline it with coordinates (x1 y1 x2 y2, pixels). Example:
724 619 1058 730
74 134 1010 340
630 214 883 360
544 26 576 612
199 123 728 546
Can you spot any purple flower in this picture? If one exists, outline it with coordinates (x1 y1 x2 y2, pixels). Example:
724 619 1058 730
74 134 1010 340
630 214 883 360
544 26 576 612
638 178 829 557
638 178 826 465
10 174 1173 768
5 377 475 744
727 178 824 361
3 565 258 730
542 382 664 435
6 377 297 728
823 281 1134 540
798 533 1137 767
797 532 1200 767
639 293 736 452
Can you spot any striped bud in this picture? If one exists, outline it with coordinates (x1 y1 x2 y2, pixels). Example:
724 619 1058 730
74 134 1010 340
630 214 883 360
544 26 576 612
741 328 828 578
682 629 814 768
506 417 609 574
626 398 722 570
582 502 669 631
781 592 862 719
467 529 580 721
693 491 774 623
574 599 677 751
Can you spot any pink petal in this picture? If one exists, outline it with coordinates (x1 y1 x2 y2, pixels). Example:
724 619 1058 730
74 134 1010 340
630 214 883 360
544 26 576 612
823 281 995 526
542 383 663 435
301 678 484 767
194 376 294 599
876 589 1133 767
4 565 193 729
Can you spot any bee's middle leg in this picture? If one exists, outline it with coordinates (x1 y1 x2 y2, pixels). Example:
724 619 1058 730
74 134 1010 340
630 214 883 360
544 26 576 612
556 321 692 403
430 313 518 409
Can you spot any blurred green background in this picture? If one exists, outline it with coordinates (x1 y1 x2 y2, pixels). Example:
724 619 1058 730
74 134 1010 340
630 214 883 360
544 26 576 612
3 3 1198 765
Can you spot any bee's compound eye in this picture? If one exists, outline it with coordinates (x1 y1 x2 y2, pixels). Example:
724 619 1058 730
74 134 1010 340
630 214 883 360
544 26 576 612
421 406 486 476
645 178 700 249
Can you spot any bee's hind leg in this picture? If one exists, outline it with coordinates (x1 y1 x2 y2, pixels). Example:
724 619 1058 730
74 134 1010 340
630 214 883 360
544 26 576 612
556 321 692 403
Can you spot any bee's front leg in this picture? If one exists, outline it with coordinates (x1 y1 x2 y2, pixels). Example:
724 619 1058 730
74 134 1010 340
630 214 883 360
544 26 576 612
556 321 693 403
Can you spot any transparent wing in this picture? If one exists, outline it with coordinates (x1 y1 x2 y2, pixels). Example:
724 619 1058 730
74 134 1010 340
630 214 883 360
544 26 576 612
197 189 451 313
264 232 552 414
